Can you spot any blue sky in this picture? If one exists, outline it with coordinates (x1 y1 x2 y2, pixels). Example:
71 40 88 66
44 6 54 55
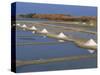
15 2 97 16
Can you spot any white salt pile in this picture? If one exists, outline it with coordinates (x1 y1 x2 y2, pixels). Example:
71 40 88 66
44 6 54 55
84 39 97 53
41 28 48 34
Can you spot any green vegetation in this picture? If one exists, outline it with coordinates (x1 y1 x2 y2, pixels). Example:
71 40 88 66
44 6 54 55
18 13 96 26
18 13 36 18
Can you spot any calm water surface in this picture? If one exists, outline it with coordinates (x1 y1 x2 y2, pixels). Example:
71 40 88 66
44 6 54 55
16 19 97 73
16 29 97 73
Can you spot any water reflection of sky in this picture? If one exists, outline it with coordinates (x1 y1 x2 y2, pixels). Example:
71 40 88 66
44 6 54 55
16 58 96 73
16 29 93 60
16 25 97 73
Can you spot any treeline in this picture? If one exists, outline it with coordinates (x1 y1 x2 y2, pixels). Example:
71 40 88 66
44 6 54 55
18 13 96 22
18 13 36 18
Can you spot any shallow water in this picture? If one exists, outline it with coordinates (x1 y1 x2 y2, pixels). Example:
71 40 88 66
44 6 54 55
16 58 97 73
64 31 96 40
16 29 97 73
